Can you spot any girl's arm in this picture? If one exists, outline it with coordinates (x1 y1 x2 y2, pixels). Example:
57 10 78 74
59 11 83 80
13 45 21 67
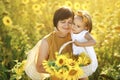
36 38 49 73
74 32 96 47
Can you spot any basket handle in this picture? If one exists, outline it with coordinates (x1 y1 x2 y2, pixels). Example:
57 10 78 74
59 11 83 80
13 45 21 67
58 41 89 55
58 41 74 54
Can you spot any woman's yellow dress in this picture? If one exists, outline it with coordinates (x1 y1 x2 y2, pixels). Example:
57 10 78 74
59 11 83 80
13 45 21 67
45 31 72 80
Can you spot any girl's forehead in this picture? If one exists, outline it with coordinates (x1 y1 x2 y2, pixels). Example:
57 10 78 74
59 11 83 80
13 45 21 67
74 16 82 21
74 15 82 19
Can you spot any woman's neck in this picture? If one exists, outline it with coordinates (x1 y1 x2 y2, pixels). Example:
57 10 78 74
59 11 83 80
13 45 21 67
55 31 68 38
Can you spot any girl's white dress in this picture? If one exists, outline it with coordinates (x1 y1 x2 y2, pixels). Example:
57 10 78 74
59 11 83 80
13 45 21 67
71 30 98 78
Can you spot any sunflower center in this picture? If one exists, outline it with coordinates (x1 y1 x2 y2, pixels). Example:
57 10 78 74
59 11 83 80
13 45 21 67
69 69 77 76
70 62 75 66
60 71 63 74
59 59 63 64
7 19 10 23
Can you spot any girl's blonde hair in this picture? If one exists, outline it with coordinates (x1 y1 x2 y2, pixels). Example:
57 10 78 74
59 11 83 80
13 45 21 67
76 10 92 33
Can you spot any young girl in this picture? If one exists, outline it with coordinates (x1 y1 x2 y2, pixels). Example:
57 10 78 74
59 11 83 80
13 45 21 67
71 10 98 80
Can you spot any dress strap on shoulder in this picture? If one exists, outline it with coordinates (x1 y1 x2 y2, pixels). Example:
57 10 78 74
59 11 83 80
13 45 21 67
80 30 88 36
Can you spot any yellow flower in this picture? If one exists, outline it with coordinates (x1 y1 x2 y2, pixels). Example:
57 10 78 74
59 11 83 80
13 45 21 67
55 55 67 67
82 4 88 10
2 16 12 26
93 12 101 18
55 67 68 79
34 10 42 15
66 66 84 80
66 59 78 67
32 4 40 11
65 1 73 8
42 60 55 75
22 0 29 4
40 0 46 7
20 60 27 70
83 56 91 65
115 1 120 8
42 52 88 79
78 57 83 65
79 52 91 66
31 0 37 2
20 10 28 16
114 26 120 32
74 2 80 10
15 68 23 75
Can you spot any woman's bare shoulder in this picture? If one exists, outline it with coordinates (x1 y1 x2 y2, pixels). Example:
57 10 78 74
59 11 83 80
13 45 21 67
40 38 48 47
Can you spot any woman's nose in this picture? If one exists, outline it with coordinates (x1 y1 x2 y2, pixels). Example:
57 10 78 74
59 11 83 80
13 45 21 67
65 22 72 28
72 24 75 29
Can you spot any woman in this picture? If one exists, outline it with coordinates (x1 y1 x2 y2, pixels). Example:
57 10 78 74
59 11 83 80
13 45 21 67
36 6 74 80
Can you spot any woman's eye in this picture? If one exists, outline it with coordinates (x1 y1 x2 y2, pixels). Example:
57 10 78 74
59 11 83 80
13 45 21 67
61 21 65 23
68 22 72 24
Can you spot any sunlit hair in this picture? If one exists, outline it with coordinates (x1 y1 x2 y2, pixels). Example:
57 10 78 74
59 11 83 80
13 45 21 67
76 10 92 33
53 6 74 28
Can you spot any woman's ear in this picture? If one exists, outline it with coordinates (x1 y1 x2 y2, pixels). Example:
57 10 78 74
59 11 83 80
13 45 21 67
54 27 57 31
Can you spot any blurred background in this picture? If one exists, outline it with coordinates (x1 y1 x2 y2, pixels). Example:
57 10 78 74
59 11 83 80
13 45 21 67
0 0 120 80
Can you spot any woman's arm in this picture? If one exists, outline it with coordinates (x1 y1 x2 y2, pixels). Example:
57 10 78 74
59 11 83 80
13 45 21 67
36 38 49 73
74 32 96 47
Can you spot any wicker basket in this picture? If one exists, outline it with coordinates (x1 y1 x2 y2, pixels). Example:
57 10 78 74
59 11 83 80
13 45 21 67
58 41 98 78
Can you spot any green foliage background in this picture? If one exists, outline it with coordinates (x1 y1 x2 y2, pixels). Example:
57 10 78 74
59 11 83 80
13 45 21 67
0 0 120 80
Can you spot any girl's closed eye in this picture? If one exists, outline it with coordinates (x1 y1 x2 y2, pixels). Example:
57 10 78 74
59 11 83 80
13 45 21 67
77 25 80 28
72 22 75 25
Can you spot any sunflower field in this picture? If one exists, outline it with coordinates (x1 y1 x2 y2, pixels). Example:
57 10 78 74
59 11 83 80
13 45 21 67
0 0 120 80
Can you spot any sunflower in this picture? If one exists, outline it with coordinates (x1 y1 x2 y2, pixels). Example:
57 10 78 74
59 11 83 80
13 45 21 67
32 4 40 11
42 52 87 79
55 67 68 79
74 2 80 10
65 1 73 8
19 10 28 17
15 68 23 76
42 60 55 75
79 52 91 66
115 1 120 8
34 10 42 15
2 16 12 26
31 0 37 2
21 60 26 70
66 66 84 80
55 55 67 67
66 59 78 67
82 4 88 10
82 56 91 65
40 0 46 7
22 0 29 4
114 26 120 32
78 57 83 65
